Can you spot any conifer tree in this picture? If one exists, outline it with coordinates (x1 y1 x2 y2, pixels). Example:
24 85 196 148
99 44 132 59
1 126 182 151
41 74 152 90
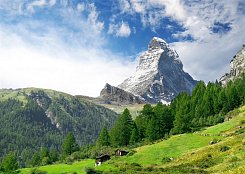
2 152 18 172
110 108 134 147
146 115 160 142
130 125 140 145
96 126 110 147
61 132 79 157
49 145 59 163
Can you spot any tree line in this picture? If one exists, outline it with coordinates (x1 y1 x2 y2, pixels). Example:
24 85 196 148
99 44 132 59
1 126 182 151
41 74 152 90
0 75 244 173
97 75 245 148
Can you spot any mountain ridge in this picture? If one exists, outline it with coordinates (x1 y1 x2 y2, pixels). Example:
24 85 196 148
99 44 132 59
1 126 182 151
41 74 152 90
99 83 145 105
118 37 199 103
220 45 245 85
0 87 118 157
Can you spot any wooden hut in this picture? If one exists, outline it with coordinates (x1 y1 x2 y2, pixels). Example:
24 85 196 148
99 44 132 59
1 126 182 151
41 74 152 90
115 149 129 156
95 154 110 166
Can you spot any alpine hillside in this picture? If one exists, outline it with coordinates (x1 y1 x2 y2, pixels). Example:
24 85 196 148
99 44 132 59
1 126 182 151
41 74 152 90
220 45 245 85
0 88 118 158
118 37 199 103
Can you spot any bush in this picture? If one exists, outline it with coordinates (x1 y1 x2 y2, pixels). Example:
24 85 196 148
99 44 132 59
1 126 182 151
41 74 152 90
240 120 245 124
130 163 142 167
84 167 102 174
220 146 230 152
29 168 47 174
195 154 215 169
161 157 172 163
127 150 136 156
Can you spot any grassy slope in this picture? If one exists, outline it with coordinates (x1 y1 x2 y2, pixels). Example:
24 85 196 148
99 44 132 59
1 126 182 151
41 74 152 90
20 160 94 174
100 104 145 119
20 106 245 174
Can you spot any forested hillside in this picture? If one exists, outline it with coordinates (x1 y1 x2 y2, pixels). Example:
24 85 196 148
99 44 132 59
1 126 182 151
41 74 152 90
102 74 245 147
0 88 118 162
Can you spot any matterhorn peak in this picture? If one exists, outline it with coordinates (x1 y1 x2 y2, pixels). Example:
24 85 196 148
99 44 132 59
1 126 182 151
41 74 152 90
148 37 168 51
118 37 198 103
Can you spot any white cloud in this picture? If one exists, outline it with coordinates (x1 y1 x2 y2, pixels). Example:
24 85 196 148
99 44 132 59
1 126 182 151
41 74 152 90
108 21 131 37
87 3 104 34
115 0 245 82
27 0 47 13
119 0 131 14
77 3 85 12
0 1 136 97
49 0 56 6
0 24 136 97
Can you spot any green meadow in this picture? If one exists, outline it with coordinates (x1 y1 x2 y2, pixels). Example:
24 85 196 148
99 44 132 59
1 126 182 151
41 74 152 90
20 105 245 174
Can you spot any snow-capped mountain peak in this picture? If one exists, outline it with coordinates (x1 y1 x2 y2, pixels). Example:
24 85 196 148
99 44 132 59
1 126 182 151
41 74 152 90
118 37 198 103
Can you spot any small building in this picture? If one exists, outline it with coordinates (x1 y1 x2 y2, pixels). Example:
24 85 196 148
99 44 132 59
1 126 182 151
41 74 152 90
95 154 110 166
115 149 129 156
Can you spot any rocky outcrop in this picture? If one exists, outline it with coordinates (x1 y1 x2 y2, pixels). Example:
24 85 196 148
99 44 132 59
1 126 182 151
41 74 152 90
220 46 245 85
118 37 198 103
99 83 145 104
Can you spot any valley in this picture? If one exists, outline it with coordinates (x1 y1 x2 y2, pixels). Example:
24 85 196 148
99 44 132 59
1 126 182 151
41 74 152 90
0 40 244 174
20 105 245 174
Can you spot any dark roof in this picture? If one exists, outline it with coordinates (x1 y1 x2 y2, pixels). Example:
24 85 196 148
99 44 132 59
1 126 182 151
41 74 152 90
96 154 110 160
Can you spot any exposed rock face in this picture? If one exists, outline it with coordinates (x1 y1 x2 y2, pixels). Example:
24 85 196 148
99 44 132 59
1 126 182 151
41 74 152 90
99 83 145 104
220 46 245 85
118 37 198 103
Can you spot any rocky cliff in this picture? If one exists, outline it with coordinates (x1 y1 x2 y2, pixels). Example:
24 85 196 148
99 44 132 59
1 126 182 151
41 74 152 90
99 83 145 104
118 37 198 103
220 46 245 85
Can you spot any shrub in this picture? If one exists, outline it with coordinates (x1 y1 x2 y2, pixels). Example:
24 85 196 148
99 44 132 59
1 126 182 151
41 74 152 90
127 150 136 156
240 120 245 124
84 167 102 174
130 163 142 167
220 146 230 152
29 168 47 174
161 157 172 163
195 154 215 169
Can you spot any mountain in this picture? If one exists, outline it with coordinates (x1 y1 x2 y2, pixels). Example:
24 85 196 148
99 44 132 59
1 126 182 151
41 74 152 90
0 88 118 158
118 37 198 103
99 83 145 105
220 45 245 85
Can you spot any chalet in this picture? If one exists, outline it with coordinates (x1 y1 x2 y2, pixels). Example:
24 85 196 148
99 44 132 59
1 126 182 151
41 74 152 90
115 149 129 156
95 154 110 166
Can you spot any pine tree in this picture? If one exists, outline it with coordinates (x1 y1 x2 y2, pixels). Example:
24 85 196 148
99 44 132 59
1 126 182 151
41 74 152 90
135 104 154 140
61 132 79 157
40 146 50 165
96 126 110 147
30 152 41 167
49 145 59 163
172 92 191 134
130 125 140 145
2 152 18 172
110 108 134 147
146 115 160 142
40 146 49 159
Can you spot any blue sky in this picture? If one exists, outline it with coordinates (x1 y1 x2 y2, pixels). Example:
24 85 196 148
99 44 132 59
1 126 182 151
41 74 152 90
0 0 244 96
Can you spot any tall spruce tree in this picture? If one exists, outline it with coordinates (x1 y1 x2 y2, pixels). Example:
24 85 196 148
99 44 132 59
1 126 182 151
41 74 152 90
49 145 59 163
110 108 134 147
146 115 160 142
130 124 140 145
61 132 79 157
96 126 110 147
2 152 18 172
172 92 191 134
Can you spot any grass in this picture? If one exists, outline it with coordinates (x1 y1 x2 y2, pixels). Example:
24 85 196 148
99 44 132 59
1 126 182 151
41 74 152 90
19 105 245 174
202 106 245 135
20 159 94 174
118 134 217 166
101 104 146 119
